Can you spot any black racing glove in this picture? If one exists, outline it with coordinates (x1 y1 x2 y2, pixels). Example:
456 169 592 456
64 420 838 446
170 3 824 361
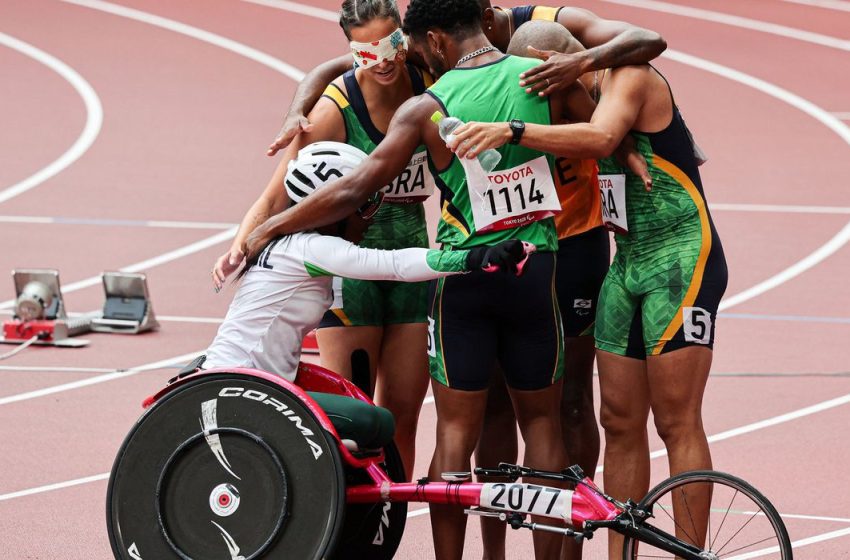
466 239 526 274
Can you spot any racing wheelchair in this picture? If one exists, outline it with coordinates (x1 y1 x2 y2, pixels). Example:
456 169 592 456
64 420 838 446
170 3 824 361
107 359 793 559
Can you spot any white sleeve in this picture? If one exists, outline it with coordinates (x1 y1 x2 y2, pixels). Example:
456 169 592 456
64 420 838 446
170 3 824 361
302 235 470 282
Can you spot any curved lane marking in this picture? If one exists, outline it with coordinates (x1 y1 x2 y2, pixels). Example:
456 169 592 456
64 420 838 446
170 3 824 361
61 0 305 81
660 49 850 311
598 0 850 51
239 0 338 22
0 32 103 204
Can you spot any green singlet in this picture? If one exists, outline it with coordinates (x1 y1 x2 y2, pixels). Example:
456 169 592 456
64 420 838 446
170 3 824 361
318 65 434 328
426 55 558 252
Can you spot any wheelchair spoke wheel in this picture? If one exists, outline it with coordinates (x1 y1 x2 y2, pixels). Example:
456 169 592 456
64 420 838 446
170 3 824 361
107 374 346 559
623 470 792 559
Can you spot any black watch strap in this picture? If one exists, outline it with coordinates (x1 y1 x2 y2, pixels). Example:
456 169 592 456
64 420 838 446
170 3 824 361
509 119 525 145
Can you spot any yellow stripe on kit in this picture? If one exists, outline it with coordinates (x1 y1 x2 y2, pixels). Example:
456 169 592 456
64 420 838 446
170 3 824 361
532 6 560 21
323 84 349 110
331 308 353 327
441 200 470 238
651 156 712 355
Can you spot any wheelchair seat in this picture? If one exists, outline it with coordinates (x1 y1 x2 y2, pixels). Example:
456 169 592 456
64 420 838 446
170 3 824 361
307 392 395 450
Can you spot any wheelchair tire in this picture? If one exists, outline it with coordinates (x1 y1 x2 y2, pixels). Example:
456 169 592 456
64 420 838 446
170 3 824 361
333 441 407 559
107 373 346 560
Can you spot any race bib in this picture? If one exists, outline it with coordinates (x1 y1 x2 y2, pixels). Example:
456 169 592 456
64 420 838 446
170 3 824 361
480 483 573 521
599 174 628 234
464 156 560 233
382 151 435 203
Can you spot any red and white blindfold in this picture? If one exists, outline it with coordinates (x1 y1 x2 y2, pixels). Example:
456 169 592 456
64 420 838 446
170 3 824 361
350 28 407 67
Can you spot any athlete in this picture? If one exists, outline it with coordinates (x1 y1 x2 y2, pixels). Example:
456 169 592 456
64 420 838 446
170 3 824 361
268 2 666 155
241 1 598 557
446 31 728 559
212 0 435 479
205 142 530 381
472 20 608 560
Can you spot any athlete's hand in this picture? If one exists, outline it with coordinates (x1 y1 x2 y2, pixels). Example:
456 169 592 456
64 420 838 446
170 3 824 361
448 122 511 160
467 240 533 275
267 113 314 156
212 248 245 293
519 47 589 97
614 136 653 192
242 227 273 271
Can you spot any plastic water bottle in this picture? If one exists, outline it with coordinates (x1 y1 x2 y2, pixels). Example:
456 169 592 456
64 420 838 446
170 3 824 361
431 111 502 173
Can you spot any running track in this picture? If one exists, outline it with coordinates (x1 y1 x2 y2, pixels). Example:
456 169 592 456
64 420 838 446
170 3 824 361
0 1 848 558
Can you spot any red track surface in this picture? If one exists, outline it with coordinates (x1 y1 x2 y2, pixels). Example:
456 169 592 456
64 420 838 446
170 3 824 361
1 1 849 558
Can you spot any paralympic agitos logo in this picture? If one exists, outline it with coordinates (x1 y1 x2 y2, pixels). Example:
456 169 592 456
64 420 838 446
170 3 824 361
218 387 324 460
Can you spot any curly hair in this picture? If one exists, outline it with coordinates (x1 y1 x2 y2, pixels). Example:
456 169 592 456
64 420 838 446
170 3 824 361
339 0 402 39
402 0 482 38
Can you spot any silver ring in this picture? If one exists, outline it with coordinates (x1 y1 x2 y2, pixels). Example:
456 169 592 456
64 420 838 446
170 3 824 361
545 78 550 87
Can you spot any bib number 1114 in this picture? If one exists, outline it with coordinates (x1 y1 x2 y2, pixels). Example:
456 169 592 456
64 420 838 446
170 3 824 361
485 180 545 216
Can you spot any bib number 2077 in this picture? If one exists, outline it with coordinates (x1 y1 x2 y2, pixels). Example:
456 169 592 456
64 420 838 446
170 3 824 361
480 482 572 520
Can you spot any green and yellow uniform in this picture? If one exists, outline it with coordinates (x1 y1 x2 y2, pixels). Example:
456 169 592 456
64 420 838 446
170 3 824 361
425 55 564 391
594 73 728 358
318 64 435 328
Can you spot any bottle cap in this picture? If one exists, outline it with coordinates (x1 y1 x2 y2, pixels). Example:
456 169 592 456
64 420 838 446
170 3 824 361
430 111 444 124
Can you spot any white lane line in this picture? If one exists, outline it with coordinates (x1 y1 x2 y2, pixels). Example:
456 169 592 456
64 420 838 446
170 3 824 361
0 215 236 230
727 526 850 559
0 226 237 310
0 33 103 204
61 0 305 81
710 203 850 215
0 350 200 406
0 473 109 503
781 0 850 13
239 0 338 21
832 112 850 120
637 392 850 466
658 49 850 312
721 220 850 310
598 0 850 51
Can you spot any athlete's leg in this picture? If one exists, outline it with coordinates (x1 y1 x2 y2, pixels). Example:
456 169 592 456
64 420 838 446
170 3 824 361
315 326 382 381
429 381 489 560
646 346 713 547
561 335 599 477
374 321 429 479
597 350 651 560
555 227 608 482
509 382 570 560
475 368 517 560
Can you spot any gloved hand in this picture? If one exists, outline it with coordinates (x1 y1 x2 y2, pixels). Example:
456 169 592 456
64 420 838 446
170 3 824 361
466 239 531 275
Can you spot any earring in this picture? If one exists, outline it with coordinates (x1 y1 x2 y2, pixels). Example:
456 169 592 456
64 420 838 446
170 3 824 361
488 25 492 30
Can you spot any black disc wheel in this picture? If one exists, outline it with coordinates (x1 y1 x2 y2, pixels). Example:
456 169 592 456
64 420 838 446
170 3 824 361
333 442 407 560
107 374 346 559
623 470 793 559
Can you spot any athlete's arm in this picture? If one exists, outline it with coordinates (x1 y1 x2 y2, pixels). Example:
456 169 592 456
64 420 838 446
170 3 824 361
449 67 647 159
213 98 346 291
521 66 647 158
305 237 529 281
243 94 441 262
519 8 666 96
267 54 351 156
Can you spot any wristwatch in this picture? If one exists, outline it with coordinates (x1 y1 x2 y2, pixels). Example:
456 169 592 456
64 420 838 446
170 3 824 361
509 119 525 145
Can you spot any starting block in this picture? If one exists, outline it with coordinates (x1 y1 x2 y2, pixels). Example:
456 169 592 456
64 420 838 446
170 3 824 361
2 269 91 347
1 269 160 349
90 271 159 334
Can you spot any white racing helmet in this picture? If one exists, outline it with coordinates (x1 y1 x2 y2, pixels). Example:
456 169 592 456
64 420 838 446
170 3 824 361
285 142 367 203
284 141 383 219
